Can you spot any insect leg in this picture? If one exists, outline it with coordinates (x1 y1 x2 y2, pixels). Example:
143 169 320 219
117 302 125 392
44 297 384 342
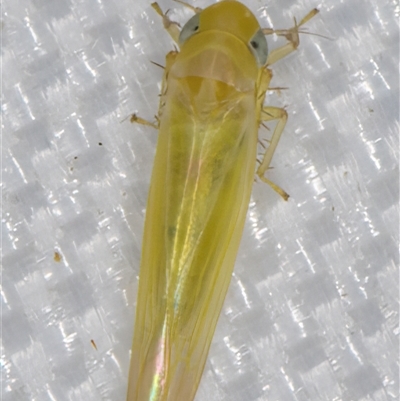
173 0 202 14
129 114 159 130
263 9 319 66
151 2 181 45
257 106 289 201
128 50 178 130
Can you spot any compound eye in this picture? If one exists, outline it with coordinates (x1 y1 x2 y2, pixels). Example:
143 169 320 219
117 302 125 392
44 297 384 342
249 29 268 65
179 13 200 44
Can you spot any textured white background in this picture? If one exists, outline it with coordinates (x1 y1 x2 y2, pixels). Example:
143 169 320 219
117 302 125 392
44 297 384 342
2 0 399 400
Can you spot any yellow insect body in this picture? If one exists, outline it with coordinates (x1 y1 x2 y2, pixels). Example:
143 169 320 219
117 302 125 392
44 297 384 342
127 1 318 400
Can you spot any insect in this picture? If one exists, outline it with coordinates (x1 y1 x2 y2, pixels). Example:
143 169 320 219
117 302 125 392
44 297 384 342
126 1 318 400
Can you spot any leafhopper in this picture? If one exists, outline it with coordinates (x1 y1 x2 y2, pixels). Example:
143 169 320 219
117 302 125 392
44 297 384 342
126 1 318 400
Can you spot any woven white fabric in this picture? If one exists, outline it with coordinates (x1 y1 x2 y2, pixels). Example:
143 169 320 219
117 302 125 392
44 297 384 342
2 0 398 400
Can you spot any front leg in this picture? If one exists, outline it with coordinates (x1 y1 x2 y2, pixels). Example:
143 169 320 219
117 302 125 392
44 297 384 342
264 9 319 66
151 2 182 45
